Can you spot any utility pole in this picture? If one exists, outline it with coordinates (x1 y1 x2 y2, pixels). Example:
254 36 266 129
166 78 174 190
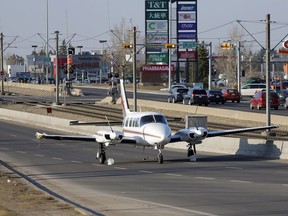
237 41 241 93
0 33 4 95
265 14 272 130
55 30 60 105
133 26 137 112
208 42 212 90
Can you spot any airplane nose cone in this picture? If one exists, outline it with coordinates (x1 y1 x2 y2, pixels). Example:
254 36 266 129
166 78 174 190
144 123 171 145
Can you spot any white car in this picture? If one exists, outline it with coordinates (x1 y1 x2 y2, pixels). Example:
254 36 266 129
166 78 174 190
240 84 267 96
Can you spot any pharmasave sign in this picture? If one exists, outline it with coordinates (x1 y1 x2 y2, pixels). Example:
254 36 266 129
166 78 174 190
141 64 175 72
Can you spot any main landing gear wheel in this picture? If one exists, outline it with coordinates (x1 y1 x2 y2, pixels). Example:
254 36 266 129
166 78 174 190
99 153 106 164
187 143 197 162
97 143 107 164
158 153 163 164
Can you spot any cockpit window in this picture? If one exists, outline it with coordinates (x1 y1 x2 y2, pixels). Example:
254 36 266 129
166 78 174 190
140 115 167 126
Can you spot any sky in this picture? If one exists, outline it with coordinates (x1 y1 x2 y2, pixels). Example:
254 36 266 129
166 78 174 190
1 0 288 57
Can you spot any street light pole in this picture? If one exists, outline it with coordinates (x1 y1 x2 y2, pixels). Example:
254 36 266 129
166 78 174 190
32 45 38 79
1 33 4 95
54 31 60 105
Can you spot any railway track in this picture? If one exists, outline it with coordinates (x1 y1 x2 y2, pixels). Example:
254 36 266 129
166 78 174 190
23 101 288 141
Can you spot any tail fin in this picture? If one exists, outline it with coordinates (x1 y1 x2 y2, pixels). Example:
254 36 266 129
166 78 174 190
120 79 131 117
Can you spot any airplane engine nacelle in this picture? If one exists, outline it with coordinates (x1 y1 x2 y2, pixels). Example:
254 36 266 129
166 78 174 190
179 127 208 142
96 130 123 143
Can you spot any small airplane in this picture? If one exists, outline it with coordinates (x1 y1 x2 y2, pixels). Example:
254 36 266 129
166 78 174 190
36 79 278 164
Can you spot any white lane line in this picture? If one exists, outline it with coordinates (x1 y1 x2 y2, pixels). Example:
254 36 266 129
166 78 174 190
92 163 103 167
226 167 243 170
165 173 183 177
34 154 45 157
196 177 215 180
52 157 63 160
282 184 288 187
1 148 10 150
71 160 82 164
139 170 153 174
230 180 252 184
16 151 26 154
114 167 127 170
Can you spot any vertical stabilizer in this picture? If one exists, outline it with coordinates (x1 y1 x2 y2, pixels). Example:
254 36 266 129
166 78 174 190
120 79 131 117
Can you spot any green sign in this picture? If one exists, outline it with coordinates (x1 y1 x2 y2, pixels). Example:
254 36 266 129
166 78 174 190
146 0 168 10
44 57 51 62
146 11 168 20
146 53 168 63
182 41 197 49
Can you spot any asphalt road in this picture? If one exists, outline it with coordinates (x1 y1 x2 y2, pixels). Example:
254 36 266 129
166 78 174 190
1 119 288 215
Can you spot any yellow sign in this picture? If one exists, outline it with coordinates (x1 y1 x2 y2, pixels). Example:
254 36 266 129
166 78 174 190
221 43 231 49
122 44 133 48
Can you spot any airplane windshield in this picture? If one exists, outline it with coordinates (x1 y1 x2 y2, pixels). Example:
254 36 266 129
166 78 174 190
140 115 167 126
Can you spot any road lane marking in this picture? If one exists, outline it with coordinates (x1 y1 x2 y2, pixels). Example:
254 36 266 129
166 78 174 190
196 177 214 180
92 163 103 167
230 180 252 184
52 157 63 160
139 170 153 174
165 173 182 177
114 167 127 170
226 167 243 170
16 151 26 154
34 154 44 157
1 148 10 150
71 160 82 164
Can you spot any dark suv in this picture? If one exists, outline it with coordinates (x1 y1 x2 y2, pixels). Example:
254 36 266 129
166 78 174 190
183 89 208 106
168 88 188 103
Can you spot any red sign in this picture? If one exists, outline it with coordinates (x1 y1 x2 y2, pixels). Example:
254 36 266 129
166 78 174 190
278 49 288 55
283 40 288 49
178 51 196 59
141 64 174 72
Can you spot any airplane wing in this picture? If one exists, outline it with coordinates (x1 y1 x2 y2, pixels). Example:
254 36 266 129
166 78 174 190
206 125 278 138
36 132 96 141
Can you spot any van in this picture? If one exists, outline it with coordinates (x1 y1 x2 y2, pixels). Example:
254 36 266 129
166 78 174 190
241 84 267 96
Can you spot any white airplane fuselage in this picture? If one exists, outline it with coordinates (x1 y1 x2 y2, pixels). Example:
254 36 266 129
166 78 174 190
122 112 171 147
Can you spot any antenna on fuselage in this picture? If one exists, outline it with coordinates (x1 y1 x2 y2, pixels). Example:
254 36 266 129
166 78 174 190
105 116 114 132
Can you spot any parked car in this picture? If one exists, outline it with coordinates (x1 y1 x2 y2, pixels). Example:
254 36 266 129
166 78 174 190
278 89 288 105
206 90 225 104
183 88 208 106
250 90 280 110
168 87 188 103
221 88 241 103
241 83 267 97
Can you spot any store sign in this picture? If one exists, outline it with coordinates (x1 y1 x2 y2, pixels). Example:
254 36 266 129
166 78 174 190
146 0 168 10
178 3 196 12
178 22 197 31
147 20 168 31
147 32 168 43
141 64 174 72
178 13 196 22
178 51 196 59
146 11 168 20
178 32 197 39
146 53 168 63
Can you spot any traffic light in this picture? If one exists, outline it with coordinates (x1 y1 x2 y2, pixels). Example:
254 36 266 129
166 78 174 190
220 43 231 49
164 43 177 49
69 64 75 74
68 47 75 55
114 73 119 78
108 73 113 78
122 44 133 48
67 54 73 65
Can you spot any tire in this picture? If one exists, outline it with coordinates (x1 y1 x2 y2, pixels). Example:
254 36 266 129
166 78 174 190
158 153 163 164
187 149 194 157
250 103 254 109
232 100 234 103
237 100 240 103
205 103 208 106
172 98 175 103
257 103 261 110
275 106 278 110
285 103 288 109
168 98 171 103
99 153 106 164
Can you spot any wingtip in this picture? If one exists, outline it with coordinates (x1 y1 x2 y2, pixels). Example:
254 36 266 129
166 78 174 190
35 132 45 139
